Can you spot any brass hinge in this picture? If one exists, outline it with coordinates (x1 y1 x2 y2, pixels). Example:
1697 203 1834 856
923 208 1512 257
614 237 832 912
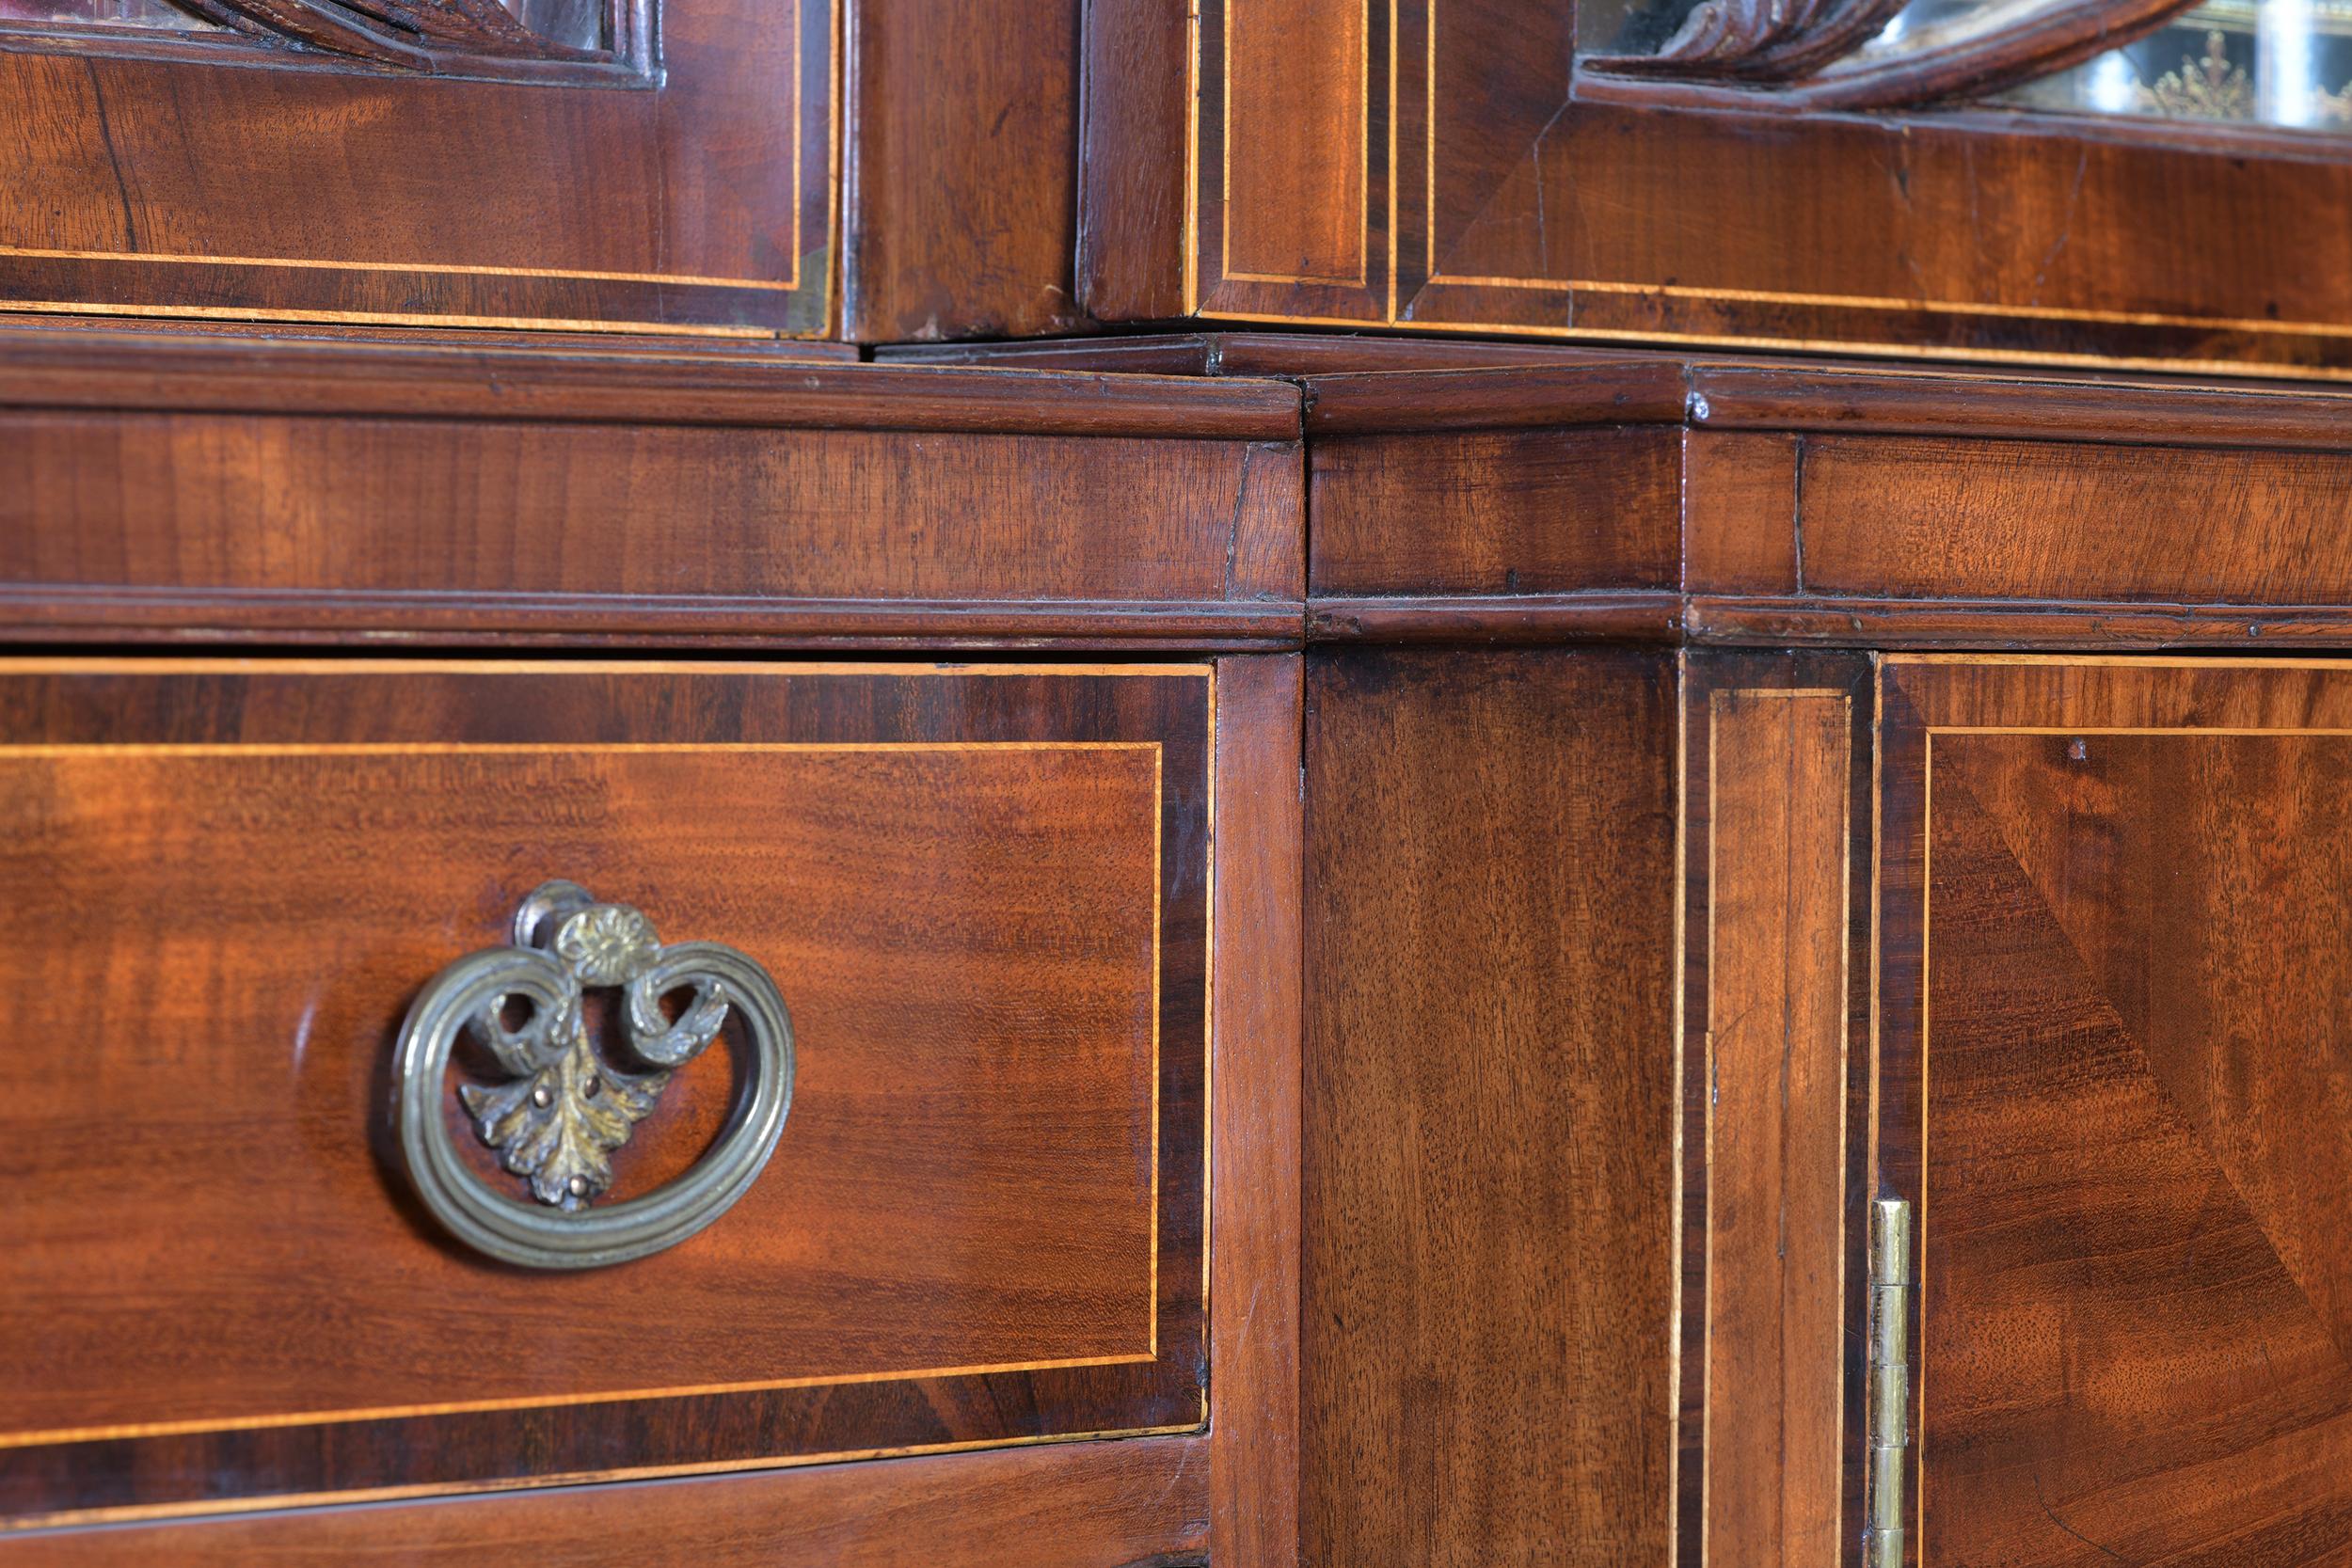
1866 1198 1914 1568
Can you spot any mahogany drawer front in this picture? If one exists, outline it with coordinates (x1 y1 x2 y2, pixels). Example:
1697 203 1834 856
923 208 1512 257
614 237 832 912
0 659 1209 1531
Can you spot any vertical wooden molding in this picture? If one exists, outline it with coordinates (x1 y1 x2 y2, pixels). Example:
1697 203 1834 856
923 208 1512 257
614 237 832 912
1704 688 1851 1568
1210 655 1305 1567
838 0 1086 342
1220 0 1369 285
1303 649 1677 1563
1076 0 1194 321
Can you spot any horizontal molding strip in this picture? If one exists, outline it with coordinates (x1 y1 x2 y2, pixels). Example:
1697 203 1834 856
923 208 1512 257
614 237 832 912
0 328 1304 439
0 588 1308 651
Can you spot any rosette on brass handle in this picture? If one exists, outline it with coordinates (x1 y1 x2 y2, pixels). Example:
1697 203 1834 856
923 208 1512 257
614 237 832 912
393 880 795 1270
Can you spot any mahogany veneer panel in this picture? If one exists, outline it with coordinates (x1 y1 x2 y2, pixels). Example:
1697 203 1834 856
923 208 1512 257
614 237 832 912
1697 682 1853 1568
1303 649 1676 1564
0 418 1279 599
1188 0 1384 325
0 333 1307 650
1074 0 1190 322
1682 434 1801 597
1879 658 2352 1568
1800 436 2352 606
1219 0 1367 295
8 746 1155 1430
1398 105 2352 372
0 660 1209 1528
0 1 832 337
843 0 1089 341
1675 653 1877 1568
1205 657 1306 1568
1308 426 1681 598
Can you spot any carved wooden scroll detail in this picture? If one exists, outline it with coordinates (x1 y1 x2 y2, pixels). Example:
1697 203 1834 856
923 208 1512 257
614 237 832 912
1583 0 2205 109
1603 0 1912 82
183 0 608 68
0 0 623 74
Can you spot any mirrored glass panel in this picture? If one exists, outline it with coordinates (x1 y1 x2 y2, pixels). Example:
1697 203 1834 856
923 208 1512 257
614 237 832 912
1581 0 2352 129
0 0 608 50
0 1 215 28
1998 2 2352 126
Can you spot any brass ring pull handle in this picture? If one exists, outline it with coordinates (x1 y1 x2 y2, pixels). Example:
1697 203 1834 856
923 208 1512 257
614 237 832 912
393 880 796 1270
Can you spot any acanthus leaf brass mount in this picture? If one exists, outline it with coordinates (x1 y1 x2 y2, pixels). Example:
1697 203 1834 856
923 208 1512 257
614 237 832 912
392 880 796 1270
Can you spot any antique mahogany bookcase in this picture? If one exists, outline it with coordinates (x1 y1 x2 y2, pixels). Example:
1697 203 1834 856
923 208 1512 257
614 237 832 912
7 1 2352 1566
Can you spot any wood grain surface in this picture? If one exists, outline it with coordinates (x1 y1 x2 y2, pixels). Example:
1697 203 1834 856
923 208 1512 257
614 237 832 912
1162 0 2352 372
841 0 1089 341
0 419 1290 599
1880 657 2352 1568
0 660 1210 1527
885 338 2352 449
1207 656 1305 1568
880 337 2352 649
1308 427 1682 599
35 326 2352 653
0 328 1304 437
0 331 1306 650
1200 0 1382 323
1302 649 1677 1564
1075 0 1193 323
1682 435 1801 598
1800 436 2352 607
1697 682 1854 1568
0 0 832 336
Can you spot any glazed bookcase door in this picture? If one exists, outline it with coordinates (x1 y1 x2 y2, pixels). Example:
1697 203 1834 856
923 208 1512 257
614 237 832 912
1175 0 2352 372
1875 656 2352 1566
0 0 833 336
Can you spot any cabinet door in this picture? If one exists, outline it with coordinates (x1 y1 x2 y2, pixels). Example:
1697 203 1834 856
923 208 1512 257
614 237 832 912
1113 0 2352 372
1878 657 2352 1566
0 0 831 337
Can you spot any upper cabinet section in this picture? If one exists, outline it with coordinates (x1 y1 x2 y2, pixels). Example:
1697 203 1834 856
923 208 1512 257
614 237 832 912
23 0 2352 363
0 0 834 338
1080 0 2352 372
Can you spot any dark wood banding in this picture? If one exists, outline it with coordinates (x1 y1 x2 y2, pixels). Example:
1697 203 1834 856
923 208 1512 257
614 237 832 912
2 1433 1210 1566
